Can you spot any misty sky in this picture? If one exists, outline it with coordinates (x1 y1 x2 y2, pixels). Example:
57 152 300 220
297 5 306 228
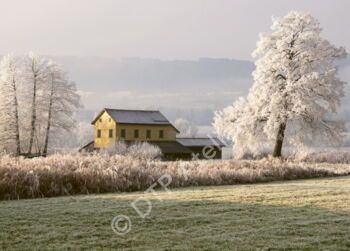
0 0 349 60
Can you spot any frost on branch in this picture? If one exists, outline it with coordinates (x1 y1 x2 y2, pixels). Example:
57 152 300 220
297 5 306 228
106 141 162 160
214 11 347 159
174 118 198 137
0 53 81 156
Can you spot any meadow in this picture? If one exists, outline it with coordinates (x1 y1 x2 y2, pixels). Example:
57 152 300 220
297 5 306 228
1 176 350 250
1 151 350 250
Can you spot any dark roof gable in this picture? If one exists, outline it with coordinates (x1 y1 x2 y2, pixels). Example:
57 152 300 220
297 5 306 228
91 108 179 132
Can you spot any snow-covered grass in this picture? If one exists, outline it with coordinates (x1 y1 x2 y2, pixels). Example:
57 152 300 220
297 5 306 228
226 145 350 163
1 177 350 250
296 148 350 164
0 153 349 200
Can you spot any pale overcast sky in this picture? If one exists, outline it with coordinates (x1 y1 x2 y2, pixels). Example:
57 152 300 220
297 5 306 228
0 0 349 60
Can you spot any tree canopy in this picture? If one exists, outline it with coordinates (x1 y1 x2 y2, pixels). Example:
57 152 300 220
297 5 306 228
214 11 347 158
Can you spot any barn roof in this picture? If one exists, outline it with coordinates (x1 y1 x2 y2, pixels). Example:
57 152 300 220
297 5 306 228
79 141 94 152
176 137 226 147
91 108 179 132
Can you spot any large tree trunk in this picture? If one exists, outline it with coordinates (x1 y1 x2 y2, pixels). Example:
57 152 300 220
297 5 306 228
28 73 37 155
11 79 21 156
43 79 54 157
272 123 286 158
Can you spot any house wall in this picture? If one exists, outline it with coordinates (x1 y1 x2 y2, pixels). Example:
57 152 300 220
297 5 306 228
93 111 117 148
116 124 177 142
93 111 178 149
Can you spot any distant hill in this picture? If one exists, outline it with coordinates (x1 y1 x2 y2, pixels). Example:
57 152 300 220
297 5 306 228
54 57 255 92
53 57 255 125
52 56 350 125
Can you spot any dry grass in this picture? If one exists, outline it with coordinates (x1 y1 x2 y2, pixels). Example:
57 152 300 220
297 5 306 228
0 153 350 200
1 177 350 250
298 150 350 164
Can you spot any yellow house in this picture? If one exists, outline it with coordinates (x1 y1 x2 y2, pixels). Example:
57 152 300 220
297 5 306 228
89 108 193 159
82 108 225 160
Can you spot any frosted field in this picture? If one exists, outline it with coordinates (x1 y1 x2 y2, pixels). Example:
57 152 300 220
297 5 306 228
1 177 350 250
222 146 350 161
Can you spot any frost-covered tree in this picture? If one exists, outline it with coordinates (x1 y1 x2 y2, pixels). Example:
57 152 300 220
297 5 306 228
174 118 198 137
42 61 81 156
0 55 21 155
0 53 81 156
23 52 51 155
214 11 347 158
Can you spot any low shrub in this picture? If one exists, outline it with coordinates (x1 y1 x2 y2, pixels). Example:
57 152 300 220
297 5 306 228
0 153 349 200
127 142 162 160
105 141 162 160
